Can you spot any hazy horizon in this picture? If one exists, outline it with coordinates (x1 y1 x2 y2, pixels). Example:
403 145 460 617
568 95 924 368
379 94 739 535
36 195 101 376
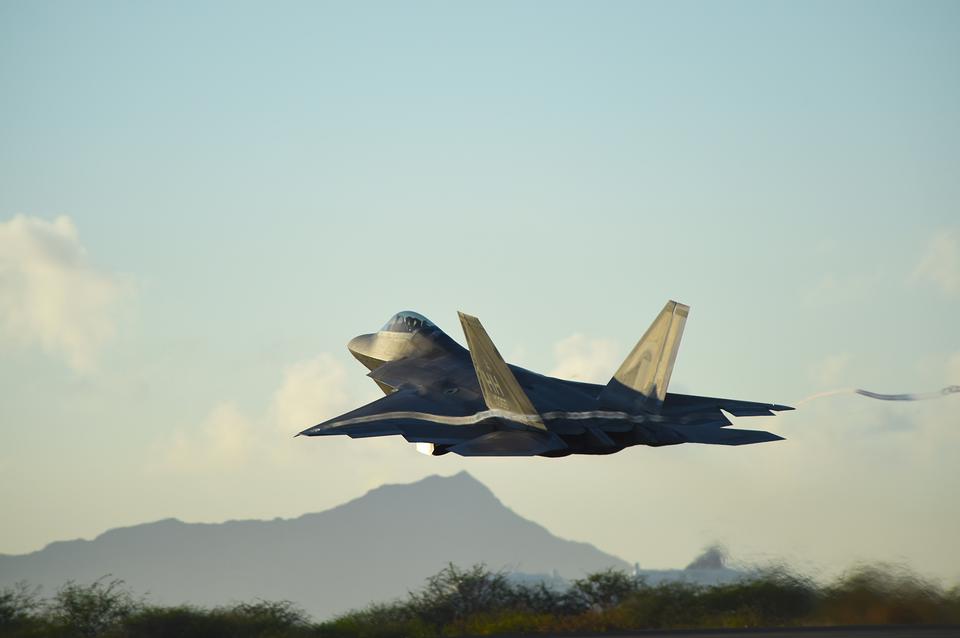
2 469 955 592
2 1 958 583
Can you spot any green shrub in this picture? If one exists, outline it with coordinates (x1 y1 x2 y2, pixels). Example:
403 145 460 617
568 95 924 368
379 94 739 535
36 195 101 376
6 561 960 637
701 568 818 626
407 564 514 629
815 563 953 625
118 605 230 638
120 600 314 638
620 581 704 628
48 577 141 638
316 603 430 638
568 569 638 611
0 582 44 630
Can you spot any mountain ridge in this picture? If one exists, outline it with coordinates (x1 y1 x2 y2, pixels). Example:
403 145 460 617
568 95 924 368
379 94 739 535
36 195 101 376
0 471 629 619
11 472 492 556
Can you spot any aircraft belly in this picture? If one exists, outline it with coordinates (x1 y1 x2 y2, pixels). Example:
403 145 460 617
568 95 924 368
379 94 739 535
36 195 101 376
449 430 566 456
398 422 493 444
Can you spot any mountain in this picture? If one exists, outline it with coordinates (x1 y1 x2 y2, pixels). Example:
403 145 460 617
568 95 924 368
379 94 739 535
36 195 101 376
0 472 629 620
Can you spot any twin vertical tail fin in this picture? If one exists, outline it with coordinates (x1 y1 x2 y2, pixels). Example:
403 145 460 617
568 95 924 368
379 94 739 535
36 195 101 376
458 312 546 430
598 300 689 413
458 302 686 422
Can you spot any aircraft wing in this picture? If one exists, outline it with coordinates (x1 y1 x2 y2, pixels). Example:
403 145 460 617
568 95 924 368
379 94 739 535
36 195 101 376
297 377 564 454
300 312 566 456
297 387 492 444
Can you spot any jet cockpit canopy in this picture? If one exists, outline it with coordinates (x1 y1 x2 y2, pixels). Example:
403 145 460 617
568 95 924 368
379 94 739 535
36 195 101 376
380 311 436 334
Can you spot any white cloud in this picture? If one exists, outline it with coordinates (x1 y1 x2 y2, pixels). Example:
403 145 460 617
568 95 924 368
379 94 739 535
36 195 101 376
153 353 391 475
270 353 355 435
161 403 257 473
548 333 620 383
140 351 453 541
0 214 127 371
912 229 960 296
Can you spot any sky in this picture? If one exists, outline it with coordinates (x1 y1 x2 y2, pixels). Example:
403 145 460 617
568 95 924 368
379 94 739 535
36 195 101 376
1 1 958 583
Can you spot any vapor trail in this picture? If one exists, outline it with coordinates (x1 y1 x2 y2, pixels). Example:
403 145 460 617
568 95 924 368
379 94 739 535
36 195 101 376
796 385 960 406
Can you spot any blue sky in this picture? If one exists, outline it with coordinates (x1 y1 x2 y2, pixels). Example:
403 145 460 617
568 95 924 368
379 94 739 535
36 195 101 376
1 1 958 580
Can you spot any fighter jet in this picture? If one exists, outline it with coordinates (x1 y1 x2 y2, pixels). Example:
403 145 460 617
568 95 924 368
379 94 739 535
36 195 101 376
298 302 792 456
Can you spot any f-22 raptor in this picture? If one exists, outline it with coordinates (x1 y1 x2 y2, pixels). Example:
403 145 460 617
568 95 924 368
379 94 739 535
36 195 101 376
299 302 792 457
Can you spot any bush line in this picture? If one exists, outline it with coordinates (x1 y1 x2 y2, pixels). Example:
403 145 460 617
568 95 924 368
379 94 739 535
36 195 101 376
2 563 959 637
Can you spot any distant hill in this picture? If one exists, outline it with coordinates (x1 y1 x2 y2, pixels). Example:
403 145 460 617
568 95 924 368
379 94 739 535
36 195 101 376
634 545 744 587
0 472 629 619
509 545 745 592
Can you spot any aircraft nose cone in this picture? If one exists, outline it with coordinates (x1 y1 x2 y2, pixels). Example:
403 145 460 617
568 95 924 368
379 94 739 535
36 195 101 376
348 333 386 371
348 334 375 357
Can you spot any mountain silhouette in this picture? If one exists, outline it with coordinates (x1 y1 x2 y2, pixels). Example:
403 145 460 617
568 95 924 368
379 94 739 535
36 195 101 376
0 472 629 619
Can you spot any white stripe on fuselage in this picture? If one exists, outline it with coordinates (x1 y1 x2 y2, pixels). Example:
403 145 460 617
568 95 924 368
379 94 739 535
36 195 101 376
305 409 666 434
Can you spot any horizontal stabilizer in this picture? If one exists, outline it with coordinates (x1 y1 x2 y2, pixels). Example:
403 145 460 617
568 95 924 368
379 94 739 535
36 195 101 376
671 425 784 446
664 392 794 418
660 393 794 427
458 312 545 430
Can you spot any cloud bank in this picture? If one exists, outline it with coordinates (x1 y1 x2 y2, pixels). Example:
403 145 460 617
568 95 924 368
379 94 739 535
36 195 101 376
154 353 395 480
548 333 620 383
0 214 127 370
